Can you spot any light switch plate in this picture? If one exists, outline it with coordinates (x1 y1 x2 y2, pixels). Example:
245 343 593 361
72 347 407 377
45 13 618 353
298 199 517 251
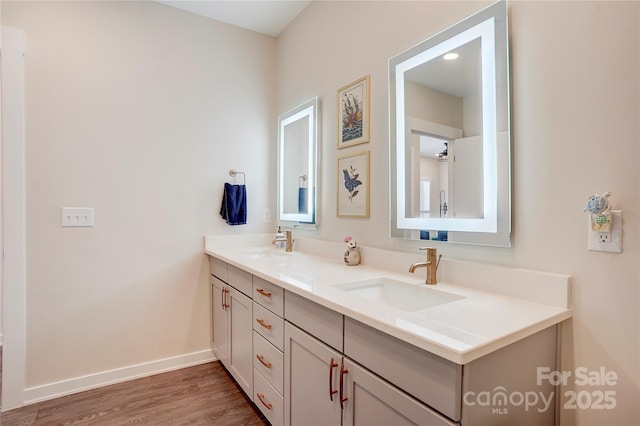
588 210 621 253
263 207 271 223
61 207 94 227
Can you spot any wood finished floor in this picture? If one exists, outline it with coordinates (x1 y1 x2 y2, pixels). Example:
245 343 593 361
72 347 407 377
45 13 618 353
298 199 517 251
1 359 268 426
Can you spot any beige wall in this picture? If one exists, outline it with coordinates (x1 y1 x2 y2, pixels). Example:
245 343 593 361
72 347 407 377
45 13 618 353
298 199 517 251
0 42 3 342
277 1 639 425
2 0 276 388
2 0 639 424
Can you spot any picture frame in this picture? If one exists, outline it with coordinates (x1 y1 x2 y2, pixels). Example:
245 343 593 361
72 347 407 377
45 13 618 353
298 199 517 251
337 151 370 218
337 75 370 149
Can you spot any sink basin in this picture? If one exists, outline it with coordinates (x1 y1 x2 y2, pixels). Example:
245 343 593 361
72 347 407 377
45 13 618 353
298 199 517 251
333 278 464 312
239 248 289 259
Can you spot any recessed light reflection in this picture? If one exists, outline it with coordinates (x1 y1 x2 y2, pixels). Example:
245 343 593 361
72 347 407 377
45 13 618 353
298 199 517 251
443 52 459 60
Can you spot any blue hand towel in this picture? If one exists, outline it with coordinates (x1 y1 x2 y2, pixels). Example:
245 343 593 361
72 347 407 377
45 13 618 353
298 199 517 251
298 187 308 214
220 183 247 225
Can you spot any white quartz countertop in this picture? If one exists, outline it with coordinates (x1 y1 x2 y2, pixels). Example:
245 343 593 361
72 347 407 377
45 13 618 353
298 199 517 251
205 239 571 365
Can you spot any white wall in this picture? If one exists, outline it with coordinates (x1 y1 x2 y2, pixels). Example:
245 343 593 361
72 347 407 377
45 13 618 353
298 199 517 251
277 1 639 425
1 0 276 395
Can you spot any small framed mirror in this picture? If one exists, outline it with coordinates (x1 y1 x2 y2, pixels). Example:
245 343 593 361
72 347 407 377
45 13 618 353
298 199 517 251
389 0 510 246
277 97 319 229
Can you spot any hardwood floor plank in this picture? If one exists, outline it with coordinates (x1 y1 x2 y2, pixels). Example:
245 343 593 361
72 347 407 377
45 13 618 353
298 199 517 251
2 362 268 426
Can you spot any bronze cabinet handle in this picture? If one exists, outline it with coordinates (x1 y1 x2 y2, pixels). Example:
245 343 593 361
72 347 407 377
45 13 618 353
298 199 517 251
222 287 230 309
329 357 338 401
256 393 272 410
256 318 272 330
256 288 272 298
256 354 272 369
339 363 349 409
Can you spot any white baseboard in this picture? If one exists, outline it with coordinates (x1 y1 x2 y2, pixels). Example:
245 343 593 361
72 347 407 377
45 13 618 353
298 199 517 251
22 349 216 407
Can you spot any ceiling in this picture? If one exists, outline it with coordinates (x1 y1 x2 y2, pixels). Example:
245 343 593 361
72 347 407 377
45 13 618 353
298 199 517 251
155 1 312 37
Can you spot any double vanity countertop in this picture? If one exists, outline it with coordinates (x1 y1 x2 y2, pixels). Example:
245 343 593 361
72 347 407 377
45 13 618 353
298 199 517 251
205 235 571 365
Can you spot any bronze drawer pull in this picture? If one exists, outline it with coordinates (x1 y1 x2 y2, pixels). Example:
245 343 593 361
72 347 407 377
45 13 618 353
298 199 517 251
256 393 272 410
256 288 272 297
256 354 272 369
256 318 272 330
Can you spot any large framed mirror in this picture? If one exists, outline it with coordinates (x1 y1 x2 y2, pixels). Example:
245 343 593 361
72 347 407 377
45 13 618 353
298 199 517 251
389 0 510 246
277 97 319 229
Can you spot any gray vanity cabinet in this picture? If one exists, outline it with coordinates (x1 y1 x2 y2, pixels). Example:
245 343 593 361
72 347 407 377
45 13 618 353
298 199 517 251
284 322 455 426
251 276 287 425
344 317 462 421
283 291 455 426
284 322 343 426
210 261 254 399
345 317 558 426
208 256 559 426
284 291 344 426
211 276 228 365
342 358 456 426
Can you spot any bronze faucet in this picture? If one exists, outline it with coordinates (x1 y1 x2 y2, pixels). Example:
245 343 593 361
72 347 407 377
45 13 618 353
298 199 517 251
409 247 442 285
284 230 293 252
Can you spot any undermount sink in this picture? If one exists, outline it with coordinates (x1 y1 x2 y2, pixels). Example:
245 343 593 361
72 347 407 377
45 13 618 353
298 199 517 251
333 277 465 312
239 248 289 259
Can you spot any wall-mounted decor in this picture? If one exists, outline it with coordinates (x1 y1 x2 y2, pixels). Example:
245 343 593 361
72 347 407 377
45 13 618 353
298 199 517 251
337 75 370 149
337 150 370 218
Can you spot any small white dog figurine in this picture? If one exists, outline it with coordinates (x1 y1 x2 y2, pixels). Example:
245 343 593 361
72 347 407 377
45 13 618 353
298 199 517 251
343 236 361 266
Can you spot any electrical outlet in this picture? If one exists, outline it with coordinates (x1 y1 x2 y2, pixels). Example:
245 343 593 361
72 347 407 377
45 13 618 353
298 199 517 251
61 207 94 227
588 210 622 253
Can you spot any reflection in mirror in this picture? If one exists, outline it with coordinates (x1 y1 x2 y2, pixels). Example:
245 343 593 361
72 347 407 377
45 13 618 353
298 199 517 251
390 0 510 246
278 97 319 229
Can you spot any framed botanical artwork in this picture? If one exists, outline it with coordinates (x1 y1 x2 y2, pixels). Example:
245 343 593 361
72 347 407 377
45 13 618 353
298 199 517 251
337 151 370 218
337 75 370 149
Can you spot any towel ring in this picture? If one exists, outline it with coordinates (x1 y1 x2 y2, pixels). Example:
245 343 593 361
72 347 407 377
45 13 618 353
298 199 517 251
229 169 246 184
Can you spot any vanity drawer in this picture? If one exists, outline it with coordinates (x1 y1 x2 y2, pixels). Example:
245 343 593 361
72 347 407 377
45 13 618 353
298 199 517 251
208 256 228 282
253 302 284 351
228 264 252 296
254 369 284 426
253 276 284 316
253 331 284 394
284 290 343 352
344 318 462 421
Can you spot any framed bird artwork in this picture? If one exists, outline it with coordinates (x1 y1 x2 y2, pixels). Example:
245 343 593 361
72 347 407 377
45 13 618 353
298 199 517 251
337 151 370 218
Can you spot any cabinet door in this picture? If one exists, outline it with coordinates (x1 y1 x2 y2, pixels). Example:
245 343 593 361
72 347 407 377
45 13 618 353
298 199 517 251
342 359 457 426
211 277 229 365
284 322 342 426
228 286 254 398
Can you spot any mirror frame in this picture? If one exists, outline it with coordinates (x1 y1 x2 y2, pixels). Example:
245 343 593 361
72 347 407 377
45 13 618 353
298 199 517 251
277 97 319 229
389 0 510 241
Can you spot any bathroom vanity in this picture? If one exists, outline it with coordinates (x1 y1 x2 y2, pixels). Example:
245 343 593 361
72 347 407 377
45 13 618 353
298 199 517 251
205 235 571 426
